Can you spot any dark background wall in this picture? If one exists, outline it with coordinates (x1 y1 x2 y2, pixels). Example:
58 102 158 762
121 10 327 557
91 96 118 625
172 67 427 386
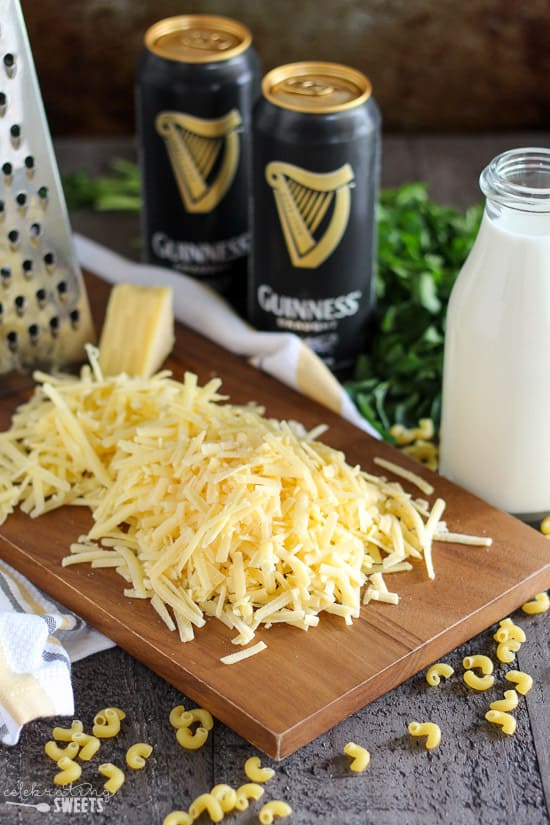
19 0 550 136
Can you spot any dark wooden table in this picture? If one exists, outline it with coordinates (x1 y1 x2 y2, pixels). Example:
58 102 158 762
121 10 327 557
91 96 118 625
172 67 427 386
1 133 549 825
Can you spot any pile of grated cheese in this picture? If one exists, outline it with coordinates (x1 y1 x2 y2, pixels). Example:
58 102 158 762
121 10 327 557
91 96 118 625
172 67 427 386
0 347 490 646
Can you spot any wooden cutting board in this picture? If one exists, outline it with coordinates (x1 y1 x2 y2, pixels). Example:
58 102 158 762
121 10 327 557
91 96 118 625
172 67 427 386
1 273 550 760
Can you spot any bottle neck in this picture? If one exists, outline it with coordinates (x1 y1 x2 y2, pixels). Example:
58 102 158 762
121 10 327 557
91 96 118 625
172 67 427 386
481 148 550 237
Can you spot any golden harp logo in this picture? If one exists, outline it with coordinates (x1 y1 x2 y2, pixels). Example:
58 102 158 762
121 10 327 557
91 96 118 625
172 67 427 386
266 161 354 269
156 109 241 214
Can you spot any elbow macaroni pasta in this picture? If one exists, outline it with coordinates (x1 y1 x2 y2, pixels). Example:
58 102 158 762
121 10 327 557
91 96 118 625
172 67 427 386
485 709 516 735
211 784 237 813
462 654 493 675
44 740 79 762
505 670 533 695
408 721 441 750
52 720 83 742
344 741 371 772
93 708 123 738
187 708 214 731
463 671 495 691
426 662 454 686
188 793 224 823
162 814 193 825
169 705 193 729
259 801 292 824
72 733 101 762
493 618 526 644
235 783 265 811
98 763 125 794
521 592 550 614
496 639 521 664
54 756 82 786
489 690 519 712
244 756 275 783
176 725 209 750
126 742 153 770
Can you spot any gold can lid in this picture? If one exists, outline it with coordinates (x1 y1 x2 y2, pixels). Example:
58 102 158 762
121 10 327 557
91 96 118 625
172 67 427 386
145 14 252 63
262 61 372 113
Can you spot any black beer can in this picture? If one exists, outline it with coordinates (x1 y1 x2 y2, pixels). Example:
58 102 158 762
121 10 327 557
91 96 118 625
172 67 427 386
136 15 261 313
248 62 381 373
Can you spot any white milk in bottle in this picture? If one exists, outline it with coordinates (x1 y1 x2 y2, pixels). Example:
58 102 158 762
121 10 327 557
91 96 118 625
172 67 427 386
439 147 550 521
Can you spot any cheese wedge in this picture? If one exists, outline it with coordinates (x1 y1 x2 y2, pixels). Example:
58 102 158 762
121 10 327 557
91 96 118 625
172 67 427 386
98 283 174 377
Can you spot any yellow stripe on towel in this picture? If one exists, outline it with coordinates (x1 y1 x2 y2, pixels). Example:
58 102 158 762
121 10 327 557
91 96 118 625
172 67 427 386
0 644 55 725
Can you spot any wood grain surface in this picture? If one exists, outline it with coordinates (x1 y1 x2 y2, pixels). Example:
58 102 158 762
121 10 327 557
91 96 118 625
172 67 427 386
1 273 549 760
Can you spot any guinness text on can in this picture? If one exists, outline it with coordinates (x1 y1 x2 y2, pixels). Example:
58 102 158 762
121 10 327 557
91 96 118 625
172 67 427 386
248 61 381 372
136 15 260 313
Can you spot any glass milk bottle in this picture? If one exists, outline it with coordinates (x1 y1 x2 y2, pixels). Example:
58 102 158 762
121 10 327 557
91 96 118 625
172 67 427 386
439 147 550 521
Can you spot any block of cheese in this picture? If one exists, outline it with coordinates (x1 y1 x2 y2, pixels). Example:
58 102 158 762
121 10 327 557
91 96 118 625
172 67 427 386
98 283 174 377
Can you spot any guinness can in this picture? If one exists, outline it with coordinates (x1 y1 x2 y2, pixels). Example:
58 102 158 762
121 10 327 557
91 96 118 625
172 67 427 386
136 15 260 313
248 62 381 373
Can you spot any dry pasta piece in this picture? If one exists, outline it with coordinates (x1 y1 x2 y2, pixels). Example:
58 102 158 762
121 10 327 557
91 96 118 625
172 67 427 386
169 705 193 729
52 720 83 742
259 800 292 823
126 742 153 770
493 618 526 643
489 690 519 712
463 654 493 675
162 813 193 825
98 763 125 794
521 592 550 615
211 784 237 813
426 662 454 686
496 639 521 664
93 708 123 739
44 740 79 762
72 732 101 761
344 741 370 772
408 721 441 750
235 783 265 811
540 516 550 535
463 671 495 691
176 725 208 750
485 709 516 735
244 756 275 783
54 756 82 786
187 708 214 731
505 670 533 695
188 793 224 823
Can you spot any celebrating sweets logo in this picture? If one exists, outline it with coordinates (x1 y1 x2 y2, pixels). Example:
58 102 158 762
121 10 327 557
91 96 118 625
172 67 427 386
3 781 111 815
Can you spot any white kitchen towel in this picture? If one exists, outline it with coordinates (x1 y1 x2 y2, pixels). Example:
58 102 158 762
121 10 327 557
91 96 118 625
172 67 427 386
73 234 378 438
0 560 114 745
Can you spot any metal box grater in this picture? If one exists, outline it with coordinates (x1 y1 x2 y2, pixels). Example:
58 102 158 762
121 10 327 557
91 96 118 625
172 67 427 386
0 0 95 375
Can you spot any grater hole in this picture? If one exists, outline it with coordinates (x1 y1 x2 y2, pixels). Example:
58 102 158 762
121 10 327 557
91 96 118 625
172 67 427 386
38 185 49 206
56 280 68 300
29 222 41 243
2 161 12 183
0 199 4 220
70 308 80 329
28 323 40 344
22 259 33 278
0 91 6 116
7 228 19 250
0 302 3 320
14 295 25 317
15 192 27 214
35 287 47 308
49 316 59 337
10 123 20 148
43 251 55 271
3 53 16 78
6 329 17 352
24 155 35 176
1 266 10 286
